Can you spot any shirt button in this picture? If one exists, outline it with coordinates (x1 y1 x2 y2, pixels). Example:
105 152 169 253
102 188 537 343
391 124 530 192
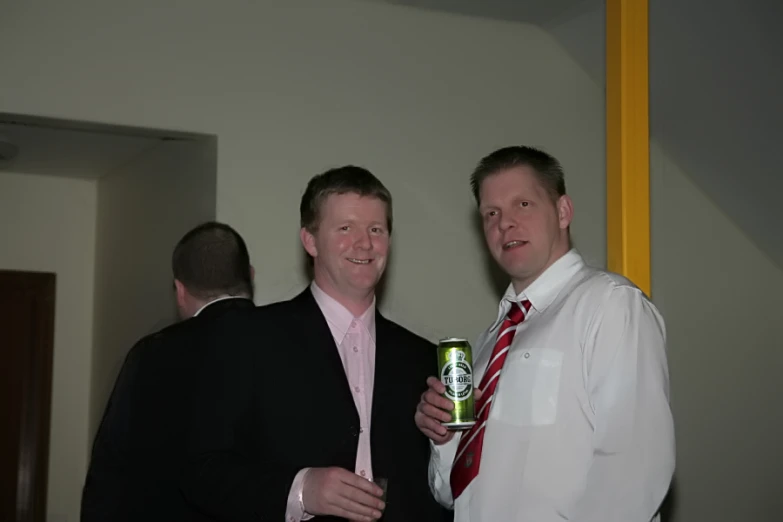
360 470 366 477
359 427 364 433
524 352 530 358
353 346 359 353
354 386 360 393
351 321 357 328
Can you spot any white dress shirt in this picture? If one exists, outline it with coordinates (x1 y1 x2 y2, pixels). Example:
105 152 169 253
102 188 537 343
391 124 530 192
430 250 675 521
192 295 249 317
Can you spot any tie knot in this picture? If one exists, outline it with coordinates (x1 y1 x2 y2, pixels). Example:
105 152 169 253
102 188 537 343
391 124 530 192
506 300 530 325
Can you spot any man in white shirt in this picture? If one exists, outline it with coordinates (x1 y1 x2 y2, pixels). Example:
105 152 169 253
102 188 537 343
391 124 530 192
415 146 675 521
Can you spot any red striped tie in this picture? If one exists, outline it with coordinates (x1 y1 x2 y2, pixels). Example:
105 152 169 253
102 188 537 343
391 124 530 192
450 299 532 499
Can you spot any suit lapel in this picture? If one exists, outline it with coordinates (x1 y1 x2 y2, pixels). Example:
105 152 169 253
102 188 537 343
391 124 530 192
294 289 357 416
371 312 394 431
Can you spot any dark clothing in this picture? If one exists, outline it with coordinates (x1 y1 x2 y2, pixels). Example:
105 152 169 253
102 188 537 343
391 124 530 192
182 288 448 522
81 298 256 522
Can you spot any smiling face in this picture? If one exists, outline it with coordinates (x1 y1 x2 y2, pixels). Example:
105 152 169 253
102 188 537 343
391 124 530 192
478 165 573 293
300 192 390 312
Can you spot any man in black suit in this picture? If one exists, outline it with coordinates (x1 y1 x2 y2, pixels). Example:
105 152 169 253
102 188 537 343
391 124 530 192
81 222 256 522
183 166 446 522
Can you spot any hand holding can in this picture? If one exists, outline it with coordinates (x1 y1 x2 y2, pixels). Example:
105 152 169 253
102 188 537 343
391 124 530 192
437 338 476 430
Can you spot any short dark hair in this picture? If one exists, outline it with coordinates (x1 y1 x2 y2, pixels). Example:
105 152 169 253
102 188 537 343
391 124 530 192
470 146 566 205
171 221 253 300
300 165 393 233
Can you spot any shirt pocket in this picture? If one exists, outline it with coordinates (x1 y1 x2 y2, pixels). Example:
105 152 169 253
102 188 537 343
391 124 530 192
491 348 564 427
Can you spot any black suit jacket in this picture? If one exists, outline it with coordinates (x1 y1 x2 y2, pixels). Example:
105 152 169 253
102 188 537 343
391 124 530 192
81 297 257 522
183 288 448 522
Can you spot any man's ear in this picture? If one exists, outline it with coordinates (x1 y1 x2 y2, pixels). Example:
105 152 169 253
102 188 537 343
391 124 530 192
300 227 318 258
174 279 188 308
557 195 574 230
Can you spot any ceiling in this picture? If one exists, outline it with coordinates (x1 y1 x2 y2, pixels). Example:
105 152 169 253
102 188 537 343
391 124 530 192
383 0 783 271
381 0 601 26
0 116 197 179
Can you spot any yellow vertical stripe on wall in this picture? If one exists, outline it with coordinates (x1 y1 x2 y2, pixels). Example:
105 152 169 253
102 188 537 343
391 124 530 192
606 0 651 296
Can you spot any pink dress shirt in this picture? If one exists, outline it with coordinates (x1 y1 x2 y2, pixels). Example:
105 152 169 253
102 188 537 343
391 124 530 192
285 282 377 522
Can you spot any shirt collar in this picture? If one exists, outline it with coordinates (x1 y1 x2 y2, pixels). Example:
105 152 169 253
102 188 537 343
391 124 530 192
490 249 585 331
193 295 249 317
310 281 376 344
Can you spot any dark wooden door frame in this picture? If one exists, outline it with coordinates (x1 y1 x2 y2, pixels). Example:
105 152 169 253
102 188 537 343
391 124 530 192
1 270 56 522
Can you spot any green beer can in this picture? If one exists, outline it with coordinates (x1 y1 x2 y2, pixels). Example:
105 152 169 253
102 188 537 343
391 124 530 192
437 337 476 430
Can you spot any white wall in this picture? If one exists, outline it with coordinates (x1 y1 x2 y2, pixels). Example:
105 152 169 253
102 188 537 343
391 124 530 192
651 143 783 522
0 172 97 522
1 2 606 521
0 0 606 341
91 138 217 439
